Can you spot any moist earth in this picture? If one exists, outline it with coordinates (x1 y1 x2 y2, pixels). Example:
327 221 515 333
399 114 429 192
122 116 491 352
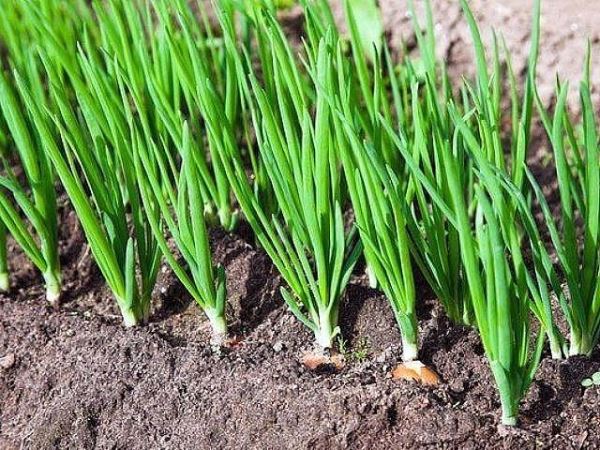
2 1 600 449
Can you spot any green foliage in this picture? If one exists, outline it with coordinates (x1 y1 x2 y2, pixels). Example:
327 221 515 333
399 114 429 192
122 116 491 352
0 68 61 303
0 124 11 291
356 0 547 423
113 0 234 338
528 48 600 357
20 12 162 324
134 122 228 339
449 108 547 426
0 0 599 429
206 4 362 349
0 0 93 301
345 0 383 61
335 78 419 360
456 0 564 359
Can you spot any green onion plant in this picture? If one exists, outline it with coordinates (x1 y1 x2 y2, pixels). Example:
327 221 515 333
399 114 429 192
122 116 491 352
21 34 162 325
339 0 476 326
97 0 233 339
430 111 545 426
454 147 544 427
133 121 228 342
367 0 549 421
0 0 91 301
327 0 429 361
0 129 11 291
207 4 362 350
527 51 600 356
400 1 475 325
0 68 61 303
336 105 419 361
457 0 565 357
0 118 12 291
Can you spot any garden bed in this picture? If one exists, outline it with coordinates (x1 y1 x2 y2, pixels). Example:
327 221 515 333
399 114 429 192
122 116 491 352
2 211 600 449
2 1 600 449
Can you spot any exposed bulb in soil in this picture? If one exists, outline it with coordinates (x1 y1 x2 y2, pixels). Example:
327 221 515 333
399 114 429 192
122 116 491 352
301 345 344 371
501 415 517 427
391 360 440 386
120 306 140 328
402 341 419 362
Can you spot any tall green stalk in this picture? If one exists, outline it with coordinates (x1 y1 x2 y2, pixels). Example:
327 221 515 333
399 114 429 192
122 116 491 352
0 126 11 292
205 4 362 350
336 111 419 361
0 1 85 301
93 0 243 232
0 68 61 303
19 36 162 325
529 52 600 356
457 0 564 357
133 122 228 342
442 114 545 426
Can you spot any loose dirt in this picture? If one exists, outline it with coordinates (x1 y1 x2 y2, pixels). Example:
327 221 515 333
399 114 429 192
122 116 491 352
2 1 600 449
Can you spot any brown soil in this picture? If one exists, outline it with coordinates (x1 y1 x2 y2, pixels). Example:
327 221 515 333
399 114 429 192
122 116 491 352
3 2 600 449
379 0 600 109
3 213 600 450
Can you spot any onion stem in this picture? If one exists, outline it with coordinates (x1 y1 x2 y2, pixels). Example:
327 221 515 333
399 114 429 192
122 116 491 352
314 314 336 350
206 308 228 339
0 226 8 292
0 272 9 292
43 270 61 306
120 307 139 328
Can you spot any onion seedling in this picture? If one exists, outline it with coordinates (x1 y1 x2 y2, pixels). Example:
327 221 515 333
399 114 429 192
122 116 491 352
207 6 362 350
403 0 476 325
528 52 600 356
457 0 564 357
0 68 61 303
336 101 419 362
371 21 549 413
340 0 476 325
467 171 544 427
133 122 228 343
327 0 426 360
19 39 162 325
0 1 87 301
444 111 545 426
94 0 231 339
405 86 475 326
380 93 547 423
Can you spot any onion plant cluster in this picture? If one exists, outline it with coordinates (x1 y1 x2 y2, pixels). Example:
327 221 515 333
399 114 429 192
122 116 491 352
38 47 162 326
524 52 600 357
93 0 240 339
210 3 362 350
332 0 550 422
2 0 600 429
456 0 569 363
0 68 61 303
0 0 94 301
